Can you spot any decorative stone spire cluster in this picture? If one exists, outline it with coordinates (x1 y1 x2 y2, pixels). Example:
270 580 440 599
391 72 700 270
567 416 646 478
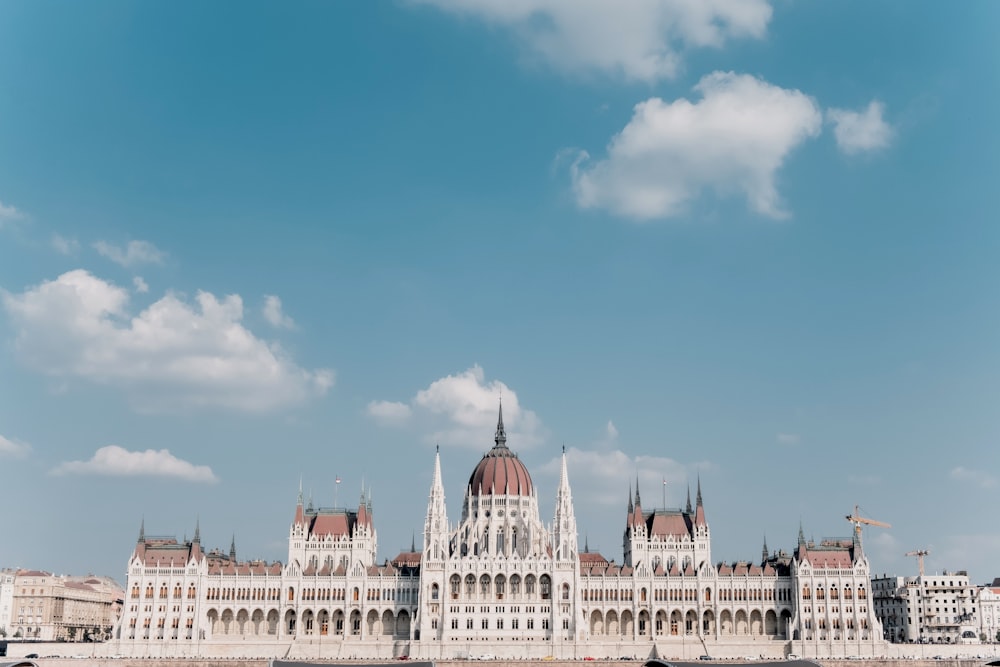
552 445 578 561
424 444 449 561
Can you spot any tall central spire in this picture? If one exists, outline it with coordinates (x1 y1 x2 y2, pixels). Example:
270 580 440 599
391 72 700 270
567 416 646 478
494 398 507 448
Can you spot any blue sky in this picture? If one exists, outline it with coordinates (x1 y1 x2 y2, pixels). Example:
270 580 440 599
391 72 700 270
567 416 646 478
1 1 998 586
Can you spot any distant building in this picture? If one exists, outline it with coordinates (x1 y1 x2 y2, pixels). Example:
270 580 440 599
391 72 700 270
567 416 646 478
872 572 978 644
115 404 885 659
0 568 15 637
977 582 1000 643
7 569 123 641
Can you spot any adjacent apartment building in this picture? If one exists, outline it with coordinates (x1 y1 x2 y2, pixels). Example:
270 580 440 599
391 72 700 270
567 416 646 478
1 569 123 641
872 571 980 644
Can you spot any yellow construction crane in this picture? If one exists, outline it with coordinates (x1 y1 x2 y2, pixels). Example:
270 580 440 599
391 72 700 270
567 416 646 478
905 549 929 577
845 505 890 547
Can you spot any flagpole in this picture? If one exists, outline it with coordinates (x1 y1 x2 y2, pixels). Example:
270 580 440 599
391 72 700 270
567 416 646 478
335 476 341 509
662 477 666 510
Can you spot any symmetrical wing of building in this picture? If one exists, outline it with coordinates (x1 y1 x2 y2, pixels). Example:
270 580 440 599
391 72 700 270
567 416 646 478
114 406 886 659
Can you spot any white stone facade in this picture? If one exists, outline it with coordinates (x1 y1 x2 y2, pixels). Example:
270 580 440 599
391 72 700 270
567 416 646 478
113 407 886 660
977 586 1000 643
872 572 979 644
0 568 15 638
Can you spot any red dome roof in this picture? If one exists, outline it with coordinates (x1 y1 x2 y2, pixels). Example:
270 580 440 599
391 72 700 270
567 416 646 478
468 402 533 497
469 444 533 496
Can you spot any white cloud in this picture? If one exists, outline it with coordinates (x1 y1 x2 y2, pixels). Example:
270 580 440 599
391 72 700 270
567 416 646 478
605 420 619 441
367 400 412 422
538 446 694 509
368 365 545 448
92 239 166 267
262 294 296 329
51 445 217 482
827 100 893 154
133 276 149 294
1 270 334 413
51 233 79 255
776 432 799 445
0 433 31 458
0 199 20 225
571 72 823 220
950 466 996 489
413 0 772 83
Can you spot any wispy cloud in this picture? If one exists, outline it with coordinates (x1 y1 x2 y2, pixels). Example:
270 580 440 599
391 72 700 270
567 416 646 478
537 445 700 509
51 233 79 255
366 400 412 422
262 294 296 329
776 432 800 445
571 71 822 220
0 199 21 225
368 365 545 448
132 276 149 294
51 445 218 482
950 466 996 489
412 0 772 83
93 239 167 267
827 100 893 155
1 269 334 413
0 433 31 458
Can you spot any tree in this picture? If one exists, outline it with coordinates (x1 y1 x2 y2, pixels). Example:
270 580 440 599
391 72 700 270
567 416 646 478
13 629 22 638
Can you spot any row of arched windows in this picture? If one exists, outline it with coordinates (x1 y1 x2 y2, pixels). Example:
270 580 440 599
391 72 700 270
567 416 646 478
133 584 198 599
446 573 551 600
802 585 866 600
583 588 635 602
206 586 279 601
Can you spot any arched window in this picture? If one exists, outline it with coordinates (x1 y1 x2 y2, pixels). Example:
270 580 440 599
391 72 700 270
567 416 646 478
450 575 461 599
540 575 551 600
496 575 506 599
704 588 712 602
288 587 295 601
562 583 570 600
431 583 439 600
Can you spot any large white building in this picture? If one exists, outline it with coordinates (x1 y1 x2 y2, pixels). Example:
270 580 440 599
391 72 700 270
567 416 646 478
114 405 886 659
873 571 984 645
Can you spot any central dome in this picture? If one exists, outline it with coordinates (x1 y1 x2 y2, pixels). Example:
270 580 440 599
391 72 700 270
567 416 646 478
467 403 533 497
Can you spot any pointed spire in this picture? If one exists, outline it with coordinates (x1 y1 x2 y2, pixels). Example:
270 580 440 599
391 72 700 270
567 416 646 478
634 475 641 507
411 532 416 553
584 535 590 553
229 534 236 560
627 482 634 514
494 398 507 447
798 520 806 547
138 517 145 543
558 447 570 490
696 474 703 506
193 517 201 543
762 535 769 564
685 484 692 513
298 475 303 504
